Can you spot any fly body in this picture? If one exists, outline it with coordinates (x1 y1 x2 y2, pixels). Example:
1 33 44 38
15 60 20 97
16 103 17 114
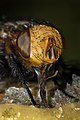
0 20 78 107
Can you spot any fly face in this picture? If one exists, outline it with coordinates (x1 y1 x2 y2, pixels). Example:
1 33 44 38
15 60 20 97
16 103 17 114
17 24 63 67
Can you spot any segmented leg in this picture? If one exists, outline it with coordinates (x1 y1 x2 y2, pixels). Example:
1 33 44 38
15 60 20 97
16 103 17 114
36 66 48 107
39 78 47 106
0 57 10 101
6 54 36 105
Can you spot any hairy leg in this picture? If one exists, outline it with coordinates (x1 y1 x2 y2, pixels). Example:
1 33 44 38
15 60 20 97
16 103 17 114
6 54 36 105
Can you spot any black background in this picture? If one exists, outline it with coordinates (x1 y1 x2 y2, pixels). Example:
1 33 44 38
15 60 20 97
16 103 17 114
0 0 80 64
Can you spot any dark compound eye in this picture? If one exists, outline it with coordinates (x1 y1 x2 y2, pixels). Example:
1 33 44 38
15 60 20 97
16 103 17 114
17 29 30 58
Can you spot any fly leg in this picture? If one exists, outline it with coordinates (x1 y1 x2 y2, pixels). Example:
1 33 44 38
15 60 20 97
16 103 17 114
35 66 48 107
39 76 47 107
6 54 36 106
0 57 10 102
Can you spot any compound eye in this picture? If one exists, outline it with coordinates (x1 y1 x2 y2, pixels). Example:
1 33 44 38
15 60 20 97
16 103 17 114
17 29 30 58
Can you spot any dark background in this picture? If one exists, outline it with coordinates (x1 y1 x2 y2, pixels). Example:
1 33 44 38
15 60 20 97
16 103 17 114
0 0 80 64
